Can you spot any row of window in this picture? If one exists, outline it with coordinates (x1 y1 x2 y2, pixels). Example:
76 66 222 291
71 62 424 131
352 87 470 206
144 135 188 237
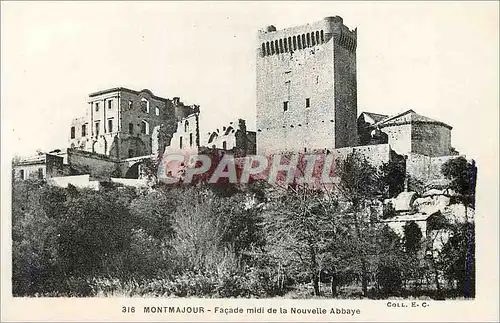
93 98 161 116
262 30 324 56
283 98 311 112
18 168 43 180
71 119 151 139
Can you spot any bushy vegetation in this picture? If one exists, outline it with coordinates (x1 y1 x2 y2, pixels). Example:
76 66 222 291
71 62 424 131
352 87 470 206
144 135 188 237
12 155 476 298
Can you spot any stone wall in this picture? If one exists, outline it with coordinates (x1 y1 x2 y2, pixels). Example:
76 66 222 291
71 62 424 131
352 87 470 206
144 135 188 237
381 124 412 156
13 163 46 180
67 149 121 180
68 88 189 160
166 113 200 154
47 174 100 190
411 123 451 157
406 153 459 188
332 143 392 168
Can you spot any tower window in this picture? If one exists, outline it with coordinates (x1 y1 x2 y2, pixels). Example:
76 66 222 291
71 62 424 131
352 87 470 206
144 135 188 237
320 30 324 42
155 106 160 116
306 33 311 47
305 98 310 108
288 36 292 51
222 141 227 150
275 40 279 54
179 136 183 149
184 120 189 132
311 32 315 45
283 38 288 52
189 133 193 147
279 39 283 53
38 168 43 179
95 102 99 112
283 101 289 112
108 100 112 109
70 126 75 139
297 35 302 49
19 169 25 180
293 36 297 50
301 34 306 48
266 42 270 55
129 123 134 134
128 100 133 109
82 124 87 137
316 31 320 44
270 41 275 54
261 43 266 56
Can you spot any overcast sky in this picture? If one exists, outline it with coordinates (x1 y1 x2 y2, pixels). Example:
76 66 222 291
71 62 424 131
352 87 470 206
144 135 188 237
1 1 498 163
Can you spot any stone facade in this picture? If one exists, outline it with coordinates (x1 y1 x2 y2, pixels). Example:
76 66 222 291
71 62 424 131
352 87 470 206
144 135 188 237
406 153 462 189
256 16 358 155
165 112 201 155
206 119 256 156
66 148 121 180
69 88 198 160
12 153 64 181
373 110 453 157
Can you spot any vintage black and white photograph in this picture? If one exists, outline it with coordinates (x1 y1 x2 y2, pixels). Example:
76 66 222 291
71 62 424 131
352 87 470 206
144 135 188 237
1 1 498 321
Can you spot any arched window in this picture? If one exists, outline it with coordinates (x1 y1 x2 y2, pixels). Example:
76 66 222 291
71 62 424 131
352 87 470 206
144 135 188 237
270 41 275 54
320 30 324 42
184 120 189 132
274 40 279 53
141 120 150 135
141 97 150 113
288 37 292 51
266 42 270 55
302 34 306 48
283 38 288 52
293 36 297 50
306 33 311 47
279 39 283 53
311 32 315 45
316 31 320 44
261 43 266 56
297 35 302 49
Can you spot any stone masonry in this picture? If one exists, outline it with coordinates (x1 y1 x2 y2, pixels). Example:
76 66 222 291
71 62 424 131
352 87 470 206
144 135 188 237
256 16 358 154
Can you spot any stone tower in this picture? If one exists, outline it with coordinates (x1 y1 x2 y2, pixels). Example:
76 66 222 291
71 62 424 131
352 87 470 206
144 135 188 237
256 16 358 154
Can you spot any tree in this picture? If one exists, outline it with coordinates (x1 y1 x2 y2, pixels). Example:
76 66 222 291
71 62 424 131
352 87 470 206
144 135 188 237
375 225 404 296
379 159 406 198
403 221 423 253
264 185 340 296
439 222 475 298
441 156 477 212
335 153 383 297
129 190 176 241
12 181 60 295
56 188 134 277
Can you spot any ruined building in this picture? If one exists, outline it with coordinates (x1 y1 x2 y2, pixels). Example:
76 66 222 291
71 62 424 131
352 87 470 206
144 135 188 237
205 119 257 157
256 16 358 154
68 88 199 160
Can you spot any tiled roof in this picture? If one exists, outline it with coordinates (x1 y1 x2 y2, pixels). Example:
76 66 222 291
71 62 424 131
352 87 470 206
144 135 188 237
359 112 388 124
375 109 452 130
